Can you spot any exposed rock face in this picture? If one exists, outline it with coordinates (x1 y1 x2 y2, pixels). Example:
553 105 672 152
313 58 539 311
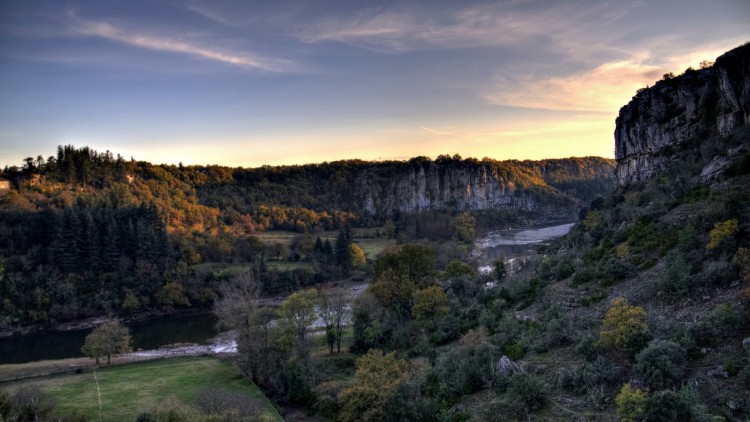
353 158 615 217
615 43 750 185
359 164 530 214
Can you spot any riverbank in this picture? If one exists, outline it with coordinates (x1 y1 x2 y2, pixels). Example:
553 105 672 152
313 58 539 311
0 331 237 384
474 220 577 273
0 307 212 338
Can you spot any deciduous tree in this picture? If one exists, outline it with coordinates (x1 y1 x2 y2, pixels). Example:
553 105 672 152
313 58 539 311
82 319 132 364
278 288 318 356
599 297 650 358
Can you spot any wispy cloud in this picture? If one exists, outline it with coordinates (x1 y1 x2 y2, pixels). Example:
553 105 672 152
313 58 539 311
67 14 298 72
294 2 634 54
484 41 742 113
420 127 454 136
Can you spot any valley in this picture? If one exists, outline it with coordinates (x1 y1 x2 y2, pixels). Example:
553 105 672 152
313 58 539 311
1 40 749 422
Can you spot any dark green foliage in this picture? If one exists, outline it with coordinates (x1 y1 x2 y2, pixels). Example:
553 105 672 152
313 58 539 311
350 300 384 353
374 244 436 288
692 302 744 346
559 356 623 395
635 340 687 389
384 381 437 422
643 390 687 422
505 372 548 416
282 358 316 404
600 257 636 286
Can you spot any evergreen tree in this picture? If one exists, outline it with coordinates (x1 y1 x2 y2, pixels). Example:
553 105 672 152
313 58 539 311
335 225 353 274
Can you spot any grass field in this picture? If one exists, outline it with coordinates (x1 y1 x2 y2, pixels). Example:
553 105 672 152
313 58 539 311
1 357 282 422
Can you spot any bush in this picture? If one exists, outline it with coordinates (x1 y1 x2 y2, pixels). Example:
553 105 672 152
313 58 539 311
506 372 548 416
643 390 686 422
692 302 744 346
599 297 650 356
635 340 687 389
616 383 647 422
600 257 636 286
572 266 596 286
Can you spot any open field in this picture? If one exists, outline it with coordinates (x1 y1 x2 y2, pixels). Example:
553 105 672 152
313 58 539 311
1 357 282 422
255 228 396 261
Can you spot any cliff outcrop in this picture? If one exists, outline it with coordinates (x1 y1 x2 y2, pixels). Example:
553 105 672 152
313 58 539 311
615 43 750 184
354 157 615 218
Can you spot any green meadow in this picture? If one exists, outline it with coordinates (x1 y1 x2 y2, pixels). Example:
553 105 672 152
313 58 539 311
1 357 282 422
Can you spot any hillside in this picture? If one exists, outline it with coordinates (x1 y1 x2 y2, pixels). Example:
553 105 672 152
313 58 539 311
207 43 749 421
0 151 614 330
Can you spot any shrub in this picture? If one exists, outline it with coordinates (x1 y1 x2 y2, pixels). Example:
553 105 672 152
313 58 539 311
706 219 739 252
678 384 711 421
635 340 687 389
643 390 686 422
502 340 525 360
616 383 647 422
599 297 650 356
572 266 596 286
692 302 744 345
506 372 548 416
657 248 702 297
576 332 604 362
600 257 636 286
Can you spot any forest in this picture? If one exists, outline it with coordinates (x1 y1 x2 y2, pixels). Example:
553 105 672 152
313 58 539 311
0 146 615 329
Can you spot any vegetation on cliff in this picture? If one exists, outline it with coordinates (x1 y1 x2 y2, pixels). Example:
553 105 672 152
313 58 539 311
0 148 613 329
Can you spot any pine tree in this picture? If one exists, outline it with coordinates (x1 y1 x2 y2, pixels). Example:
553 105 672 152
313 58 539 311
102 221 120 272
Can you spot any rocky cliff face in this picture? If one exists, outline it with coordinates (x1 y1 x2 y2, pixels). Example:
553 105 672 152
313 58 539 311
352 157 615 217
358 164 532 214
615 43 750 184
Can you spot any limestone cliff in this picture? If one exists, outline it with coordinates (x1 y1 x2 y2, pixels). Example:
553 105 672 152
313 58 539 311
351 157 615 217
615 43 750 184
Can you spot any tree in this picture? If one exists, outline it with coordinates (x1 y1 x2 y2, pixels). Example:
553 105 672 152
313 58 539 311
451 211 475 242
319 289 351 354
82 319 132 364
411 286 449 326
368 268 415 317
635 340 687 389
348 243 366 270
156 281 190 308
442 259 476 279
214 270 293 391
335 225 353 273
278 288 318 356
373 244 436 288
616 383 647 422
599 297 650 358
493 259 507 281
337 350 416 422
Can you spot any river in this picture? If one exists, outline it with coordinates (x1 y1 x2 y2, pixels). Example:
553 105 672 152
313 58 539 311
0 223 574 365
0 313 218 364
474 221 576 273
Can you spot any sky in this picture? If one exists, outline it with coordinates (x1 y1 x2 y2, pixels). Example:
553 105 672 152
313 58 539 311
0 0 748 168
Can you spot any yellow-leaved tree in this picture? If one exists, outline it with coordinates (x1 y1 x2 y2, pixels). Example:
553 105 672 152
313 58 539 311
599 297 651 359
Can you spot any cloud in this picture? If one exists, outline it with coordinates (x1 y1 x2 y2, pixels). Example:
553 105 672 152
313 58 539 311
293 2 634 54
68 14 297 72
484 41 742 113
485 59 661 113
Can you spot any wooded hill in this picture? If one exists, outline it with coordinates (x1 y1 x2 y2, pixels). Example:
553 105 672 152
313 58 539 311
0 147 614 329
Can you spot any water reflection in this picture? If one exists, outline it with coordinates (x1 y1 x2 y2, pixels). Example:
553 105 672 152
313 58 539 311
0 313 217 364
